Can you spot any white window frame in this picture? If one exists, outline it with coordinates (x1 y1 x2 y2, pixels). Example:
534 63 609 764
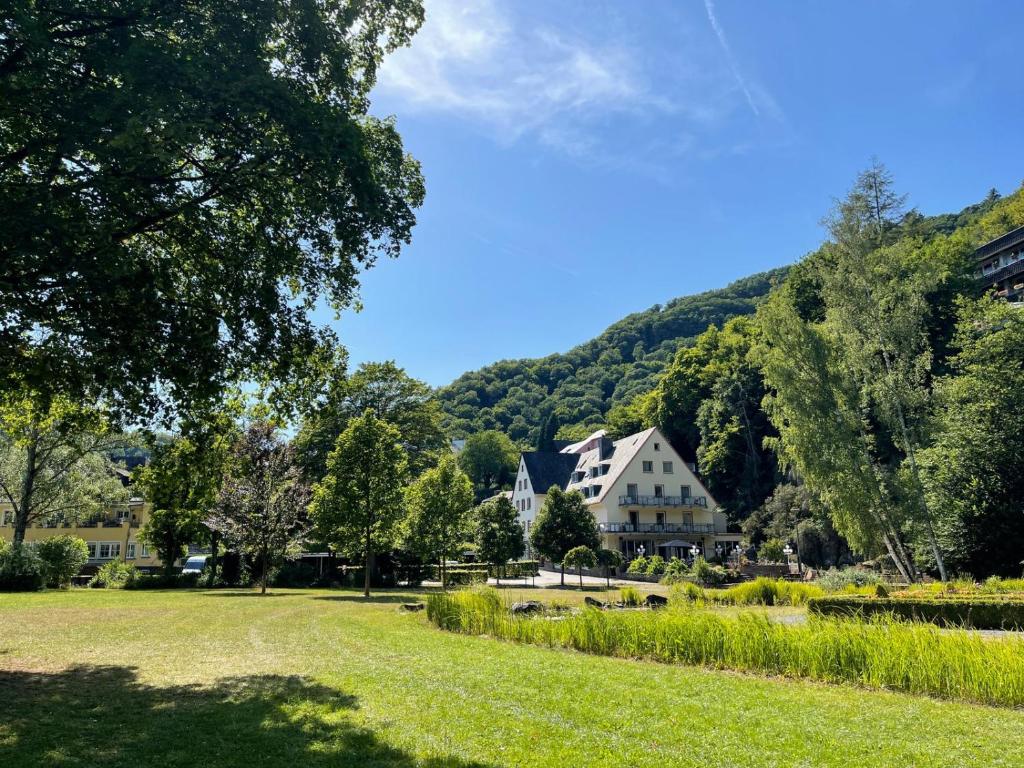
98 542 121 560
86 542 98 559
127 542 136 560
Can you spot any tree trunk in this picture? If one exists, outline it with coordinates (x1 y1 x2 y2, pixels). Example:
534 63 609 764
560 561 565 586
207 530 219 588
261 555 268 595
13 430 39 545
579 567 583 589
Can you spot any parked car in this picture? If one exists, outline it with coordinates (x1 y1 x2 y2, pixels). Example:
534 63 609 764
181 555 210 574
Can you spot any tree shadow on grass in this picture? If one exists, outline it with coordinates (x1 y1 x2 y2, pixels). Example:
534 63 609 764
312 594 418 604
0 666 494 768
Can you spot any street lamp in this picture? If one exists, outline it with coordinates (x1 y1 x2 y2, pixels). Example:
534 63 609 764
636 544 646 559
733 543 742 570
783 544 794 573
690 544 700 561
714 543 723 563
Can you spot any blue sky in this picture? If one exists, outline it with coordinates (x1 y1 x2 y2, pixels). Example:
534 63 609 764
321 0 1024 387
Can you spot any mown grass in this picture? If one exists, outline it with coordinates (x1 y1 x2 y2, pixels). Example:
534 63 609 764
3 588 1024 767
429 587 1024 707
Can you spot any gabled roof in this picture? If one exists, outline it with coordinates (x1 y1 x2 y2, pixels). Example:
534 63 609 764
521 451 580 495
564 426 718 508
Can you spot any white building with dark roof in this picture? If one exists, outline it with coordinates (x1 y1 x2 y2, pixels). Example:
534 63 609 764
512 427 739 562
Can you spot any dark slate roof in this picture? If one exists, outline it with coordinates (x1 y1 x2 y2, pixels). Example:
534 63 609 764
522 451 579 495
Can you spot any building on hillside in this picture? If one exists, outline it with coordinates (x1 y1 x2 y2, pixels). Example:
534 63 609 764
0 497 163 571
976 224 1024 302
511 427 740 562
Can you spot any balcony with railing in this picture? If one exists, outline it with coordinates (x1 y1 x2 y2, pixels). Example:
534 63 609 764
618 494 708 508
600 521 717 535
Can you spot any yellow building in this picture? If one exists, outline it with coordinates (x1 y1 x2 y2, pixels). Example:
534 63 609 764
0 498 163 571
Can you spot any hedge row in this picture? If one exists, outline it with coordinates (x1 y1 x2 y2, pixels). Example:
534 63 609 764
808 596 1024 630
427 561 539 581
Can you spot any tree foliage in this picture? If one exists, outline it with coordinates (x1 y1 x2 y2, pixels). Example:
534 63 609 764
563 545 597 589
404 453 474 588
438 270 786 443
208 422 309 594
529 487 599 586
309 409 407 597
474 495 525 585
456 430 518 498
296 361 447 481
0 1 425 420
0 394 129 545
921 297 1024 577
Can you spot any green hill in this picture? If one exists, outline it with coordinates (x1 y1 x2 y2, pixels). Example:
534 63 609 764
437 268 787 444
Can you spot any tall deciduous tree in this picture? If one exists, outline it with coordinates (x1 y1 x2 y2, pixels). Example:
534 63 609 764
296 361 446 481
208 423 309 595
0 394 128 545
309 410 407 597
404 453 474 588
474 495 524 586
136 411 236 576
457 431 518 498
0 2 425 420
530 487 599 586
921 297 1024 577
535 413 560 452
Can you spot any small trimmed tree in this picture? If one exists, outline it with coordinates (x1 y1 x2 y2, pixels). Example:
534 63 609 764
595 548 624 589
759 538 786 563
35 535 89 589
530 487 600 586
563 545 597 590
475 495 525 586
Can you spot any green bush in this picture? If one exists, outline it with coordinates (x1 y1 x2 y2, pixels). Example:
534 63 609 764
0 543 44 591
808 596 1024 630
669 581 706 603
35 535 89 589
981 576 1024 594
664 557 688 577
443 568 489 586
489 560 539 579
816 568 885 592
619 586 642 606
644 555 666 576
626 555 648 575
759 538 786 563
691 556 727 586
427 591 1024 708
89 560 139 589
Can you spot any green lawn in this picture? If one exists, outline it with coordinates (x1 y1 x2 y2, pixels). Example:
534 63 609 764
1 588 1022 767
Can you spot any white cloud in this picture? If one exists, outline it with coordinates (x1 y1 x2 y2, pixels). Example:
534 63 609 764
375 0 781 166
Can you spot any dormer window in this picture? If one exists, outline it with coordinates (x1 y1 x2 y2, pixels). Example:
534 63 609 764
654 442 661 451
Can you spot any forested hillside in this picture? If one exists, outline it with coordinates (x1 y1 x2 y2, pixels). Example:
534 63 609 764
437 269 787 444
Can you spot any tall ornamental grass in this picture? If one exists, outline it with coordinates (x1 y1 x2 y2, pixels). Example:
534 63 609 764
427 589 1024 708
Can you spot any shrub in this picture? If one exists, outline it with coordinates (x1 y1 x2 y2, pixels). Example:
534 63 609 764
758 538 786 563
626 556 648 575
816 567 885 592
619 586 642 606
271 561 319 587
443 568 488 586
664 557 688 577
691 556 727 586
35 536 89 589
0 543 44 591
89 560 139 589
808 596 1024 630
644 555 666 576
980 576 1024 594
492 560 539 579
